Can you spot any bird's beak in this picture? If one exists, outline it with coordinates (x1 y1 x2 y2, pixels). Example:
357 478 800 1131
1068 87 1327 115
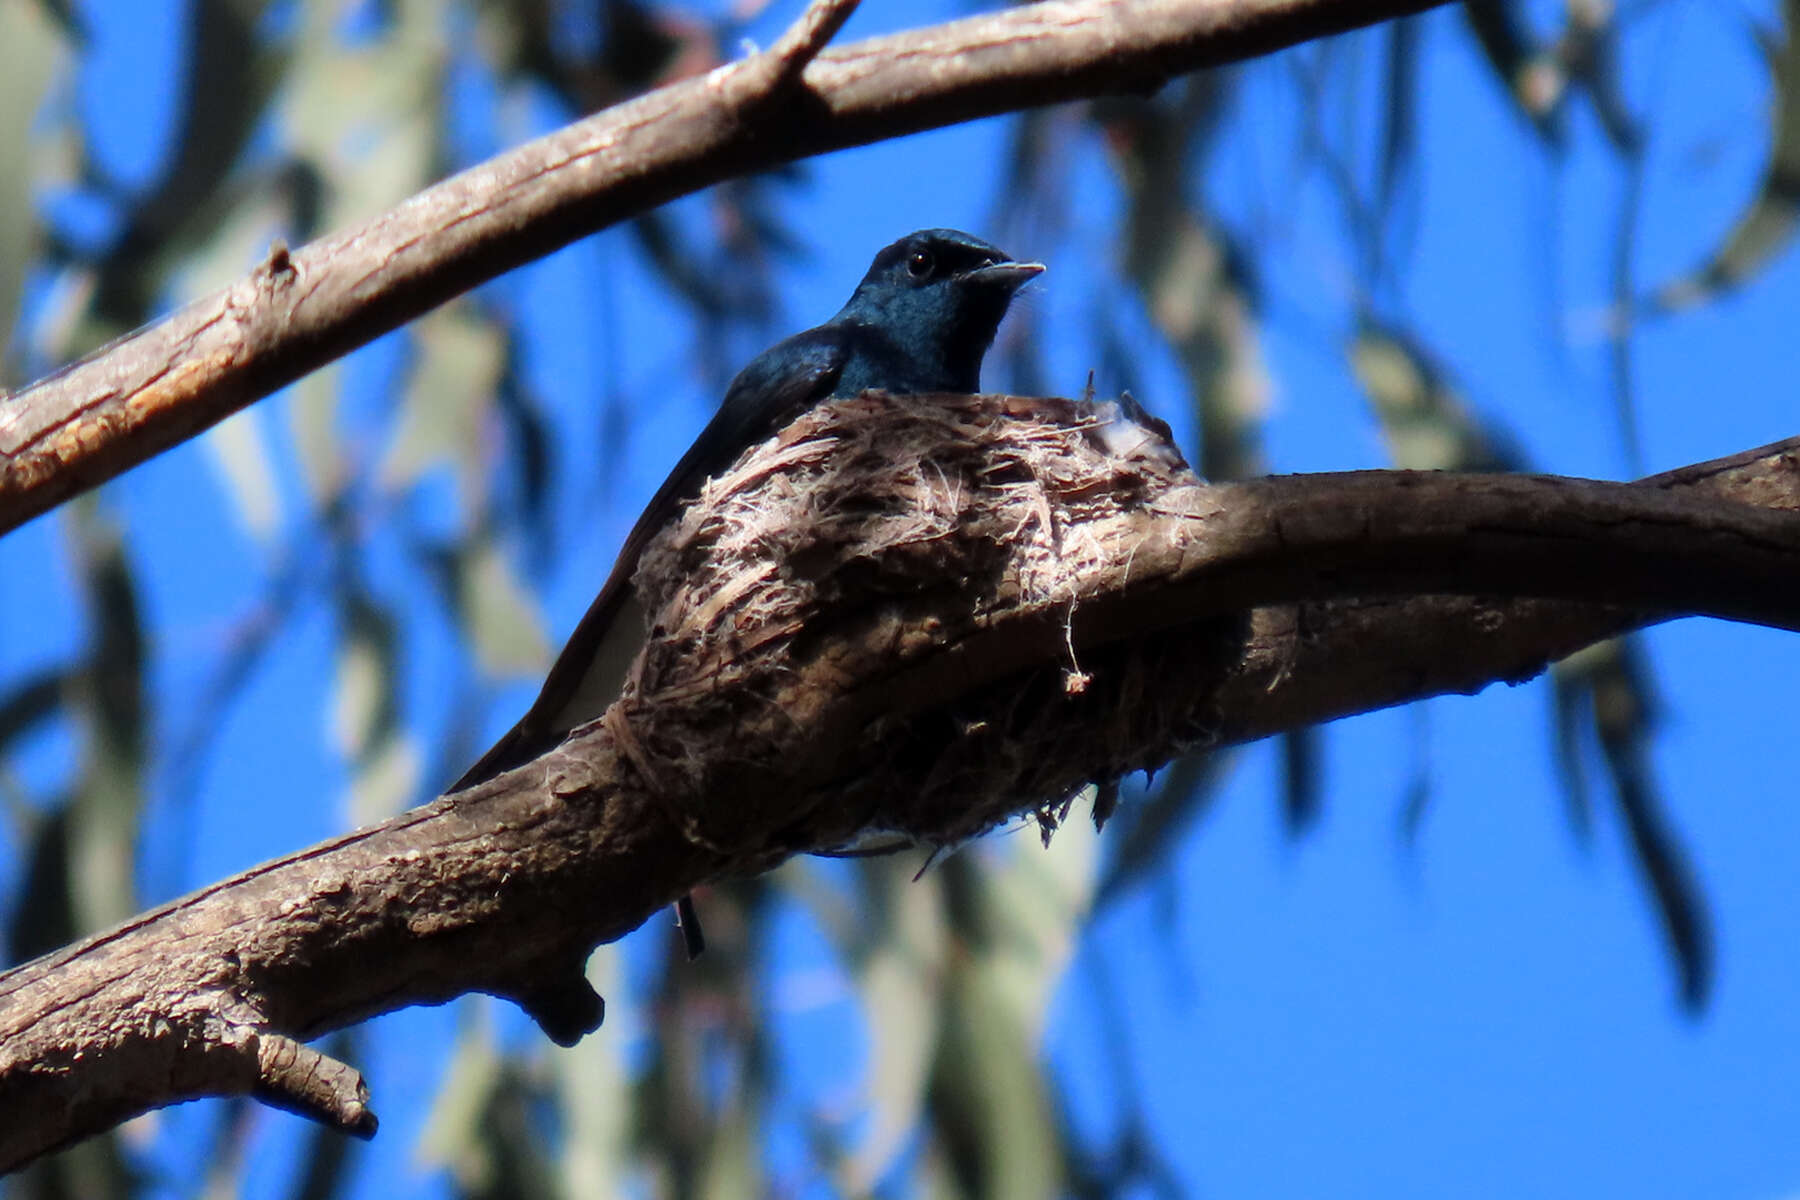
966 260 1045 291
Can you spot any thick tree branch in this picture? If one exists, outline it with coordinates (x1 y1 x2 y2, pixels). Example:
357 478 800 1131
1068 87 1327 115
1209 438 1800 744
0 392 1795 1169
0 0 1448 535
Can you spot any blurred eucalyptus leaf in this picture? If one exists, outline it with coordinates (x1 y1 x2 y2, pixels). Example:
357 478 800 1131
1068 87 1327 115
454 536 550 679
1654 0 1800 312
332 583 419 823
6 803 74 967
1095 752 1229 909
416 1017 505 1187
65 496 145 935
696 1104 757 1200
205 407 283 544
833 860 948 1192
331 586 398 764
1462 0 1566 141
0 668 70 765
928 856 1067 1200
381 306 507 494
345 725 422 827
554 946 632 1197
0 0 67 382
283 0 446 230
289 364 347 504
417 1014 562 1200
1281 725 1321 836
980 821 1100 1041
72 0 285 352
1350 317 1523 472
1102 77 1266 484
1552 636 1711 1010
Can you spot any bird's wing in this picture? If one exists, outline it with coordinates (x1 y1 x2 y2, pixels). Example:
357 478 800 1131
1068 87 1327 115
448 330 847 792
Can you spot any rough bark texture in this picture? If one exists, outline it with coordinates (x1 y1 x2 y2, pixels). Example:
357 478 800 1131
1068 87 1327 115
1210 435 1800 744
0 0 1450 536
0 391 1796 1170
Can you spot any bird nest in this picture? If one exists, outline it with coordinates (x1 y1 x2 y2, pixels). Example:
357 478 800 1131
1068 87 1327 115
620 391 1248 864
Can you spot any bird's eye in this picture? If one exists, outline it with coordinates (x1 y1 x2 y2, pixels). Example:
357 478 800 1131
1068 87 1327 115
907 249 934 279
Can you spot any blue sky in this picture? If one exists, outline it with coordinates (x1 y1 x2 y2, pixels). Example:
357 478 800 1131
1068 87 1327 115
9 0 1800 1196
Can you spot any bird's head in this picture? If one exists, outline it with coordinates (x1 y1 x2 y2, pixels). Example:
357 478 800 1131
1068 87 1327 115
838 228 1044 393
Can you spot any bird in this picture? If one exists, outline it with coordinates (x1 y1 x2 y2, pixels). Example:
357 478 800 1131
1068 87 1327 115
448 228 1043 953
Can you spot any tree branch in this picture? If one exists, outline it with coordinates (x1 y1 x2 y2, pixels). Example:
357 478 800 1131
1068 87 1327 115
0 392 1795 1169
0 0 1447 535
1210 437 1800 744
